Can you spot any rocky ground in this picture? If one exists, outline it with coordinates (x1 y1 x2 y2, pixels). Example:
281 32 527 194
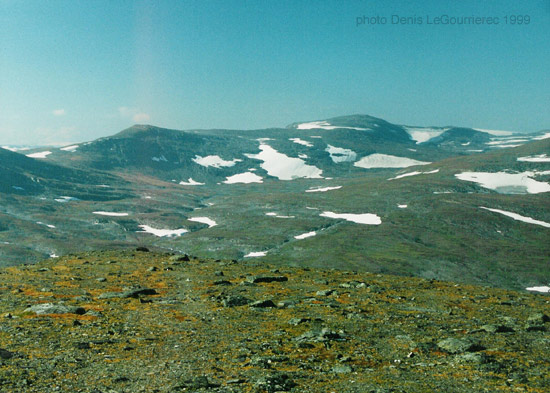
0 249 549 392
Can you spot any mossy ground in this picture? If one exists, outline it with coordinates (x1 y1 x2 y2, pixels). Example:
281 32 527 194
0 250 549 392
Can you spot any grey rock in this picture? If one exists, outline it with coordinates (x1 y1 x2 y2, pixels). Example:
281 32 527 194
222 295 250 307
481 324 514 333
288 317 310 325
315 289 335 296
24 303 86 315
437 337 482 354
96 277 107 282
527 312 549 325
454 352 490 364
277 300 297 308
169 254 189 262
98 288 158 299
332 364 353 373
296 327 346 342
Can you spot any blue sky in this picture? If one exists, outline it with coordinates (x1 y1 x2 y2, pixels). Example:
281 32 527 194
0 0 549 145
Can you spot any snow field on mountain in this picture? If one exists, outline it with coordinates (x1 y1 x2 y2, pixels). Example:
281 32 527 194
455 172 550 194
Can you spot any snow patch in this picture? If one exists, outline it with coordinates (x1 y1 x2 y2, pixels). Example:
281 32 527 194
388 169 439 180
265 212 294 218
193 155 242 168
480 207 550 228
532 132 550 140
305 186 342 193
55 196 79 203
320 211 382 225
474 128 515 136
403 127 448 144
244 251 267 258
179 178 205 186
245 144 322 180
526 286 550 293
289 138 313 147
486 139 529 145
455 172 550 194
26 151 52 159
37 221 56 228
137 225 188 237
223 172 263 184
93 211 129 217
2 146 31 152
295 231 317 240
188 217 217 228
152 155 168 162
60 145 79 152
398 204 408 208
517 154 550 163
296 121 368 131
325 145 357 163
355 154 430 169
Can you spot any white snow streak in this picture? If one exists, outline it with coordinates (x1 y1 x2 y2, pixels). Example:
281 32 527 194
188 217 217 228
355 154 431 169
480 207 550 228
294 231 317 240
137 225 188 237
26 151 52 159
320 211 382 225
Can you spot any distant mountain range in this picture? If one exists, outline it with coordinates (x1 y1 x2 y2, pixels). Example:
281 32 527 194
1 115 548 291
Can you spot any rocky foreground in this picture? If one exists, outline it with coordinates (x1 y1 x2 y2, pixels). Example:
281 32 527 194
0 250 549 392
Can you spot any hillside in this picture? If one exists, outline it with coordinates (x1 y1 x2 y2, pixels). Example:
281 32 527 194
0 250 548 392
1 115 548 291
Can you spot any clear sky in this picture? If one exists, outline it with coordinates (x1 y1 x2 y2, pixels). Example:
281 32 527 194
1 0 549 145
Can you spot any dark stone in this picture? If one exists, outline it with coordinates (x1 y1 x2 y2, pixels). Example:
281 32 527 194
481 324 514 333
98 287 157 299
213 280 232 286
222 295 250 307
288 317 310 325
170 254 190 262
249 300 277 308
437 338 483 354
75 342 91 350
136 246 150 252
0 348 14 359
246 275 288 284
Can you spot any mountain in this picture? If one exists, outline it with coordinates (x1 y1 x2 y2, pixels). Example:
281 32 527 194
1 115 548 292
1 250 549 392
0 147 129 199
